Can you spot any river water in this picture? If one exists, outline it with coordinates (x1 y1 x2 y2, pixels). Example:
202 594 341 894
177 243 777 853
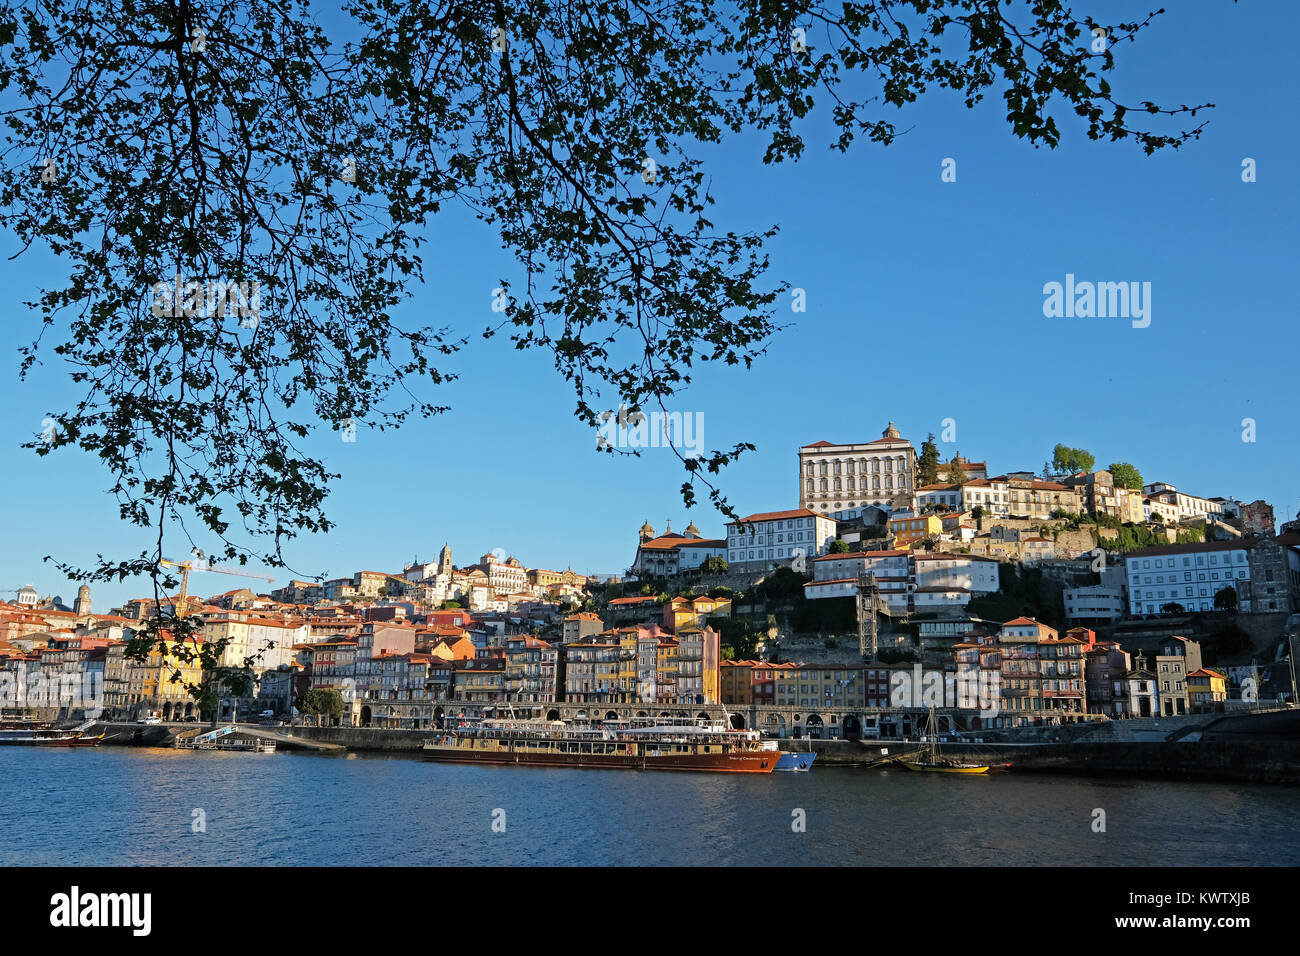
5 748 1298 866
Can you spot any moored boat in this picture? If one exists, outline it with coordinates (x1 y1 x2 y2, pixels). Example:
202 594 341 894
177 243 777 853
900 707 989 774
774 751 817 772
421 716 780 773
0 719 106 747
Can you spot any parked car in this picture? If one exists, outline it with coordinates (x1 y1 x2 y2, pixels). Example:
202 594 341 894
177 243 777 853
137 716 163 725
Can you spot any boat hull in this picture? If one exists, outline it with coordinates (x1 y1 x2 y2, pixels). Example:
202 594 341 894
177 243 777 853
900 761 989 774
421 743 778 773
774 752 816 772
0 734 85 746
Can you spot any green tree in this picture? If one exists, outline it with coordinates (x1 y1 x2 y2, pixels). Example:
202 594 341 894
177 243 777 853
917 434 941 487
1108 462 1143 490
4 1 1209 707
700 555 729 575
1052 444 1096 474
829 539 851 554
1214 587 1239 612
943 461 968 485
971 505 985 520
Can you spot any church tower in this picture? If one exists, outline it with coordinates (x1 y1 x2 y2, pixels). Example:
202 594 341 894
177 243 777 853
74 584 91 618
438 542 453 576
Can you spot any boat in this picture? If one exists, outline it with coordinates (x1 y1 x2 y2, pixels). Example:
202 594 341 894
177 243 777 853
774 751 816 772
421 715 780 773
0 721 97 746
900 708 990 774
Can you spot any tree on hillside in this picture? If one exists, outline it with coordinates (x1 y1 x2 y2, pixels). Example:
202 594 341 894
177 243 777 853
1108 462 1143 490
1214 587 1239 613
1052 444 1096 474
829 539 851 554
700 556 729 575
917 435 941 487
943 461 969 485
3 2 1211 707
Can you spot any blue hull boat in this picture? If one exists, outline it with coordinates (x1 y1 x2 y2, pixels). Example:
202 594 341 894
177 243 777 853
775 751 816 772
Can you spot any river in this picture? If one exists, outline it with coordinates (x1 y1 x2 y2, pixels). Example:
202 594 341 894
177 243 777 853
5 747 1299 866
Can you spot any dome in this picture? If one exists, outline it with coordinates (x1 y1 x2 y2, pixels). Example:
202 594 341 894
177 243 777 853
882 421 901 440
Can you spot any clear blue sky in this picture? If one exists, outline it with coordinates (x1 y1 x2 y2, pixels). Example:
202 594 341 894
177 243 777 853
2 2 1296 609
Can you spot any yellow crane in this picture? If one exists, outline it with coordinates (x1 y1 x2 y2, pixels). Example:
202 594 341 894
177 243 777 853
159 555 276 618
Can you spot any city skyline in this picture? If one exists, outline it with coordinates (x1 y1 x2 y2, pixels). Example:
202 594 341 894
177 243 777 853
1 2 1296 607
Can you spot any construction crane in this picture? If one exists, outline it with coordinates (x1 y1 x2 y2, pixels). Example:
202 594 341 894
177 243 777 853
158 556 276 618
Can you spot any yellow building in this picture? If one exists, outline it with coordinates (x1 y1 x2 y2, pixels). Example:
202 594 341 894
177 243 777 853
663 595 732 634
125 636 206 719
656 639 680 702
719 659 754 706
1187 669 1227 710
889 513 943 549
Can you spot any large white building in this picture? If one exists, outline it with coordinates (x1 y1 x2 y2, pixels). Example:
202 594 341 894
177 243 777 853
798 422 916 520
726 508 837 574
1126 541 1250 615
804 550 998 614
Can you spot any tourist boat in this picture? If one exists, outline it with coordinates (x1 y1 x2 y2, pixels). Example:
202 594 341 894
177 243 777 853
421 716 780 773
0 720 103 747
900 708 989 774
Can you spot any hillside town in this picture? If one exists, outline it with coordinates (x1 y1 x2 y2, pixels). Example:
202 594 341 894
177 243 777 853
2 421 1297 740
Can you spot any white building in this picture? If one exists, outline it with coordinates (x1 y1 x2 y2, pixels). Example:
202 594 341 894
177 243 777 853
726 508 837 573
798 422 916 520
1126 541 1250 615
912 553 1000 593
804 550 997 614
631 521 727 578
916 482 963 512
1142 482 1224 522
1063 585 1124 623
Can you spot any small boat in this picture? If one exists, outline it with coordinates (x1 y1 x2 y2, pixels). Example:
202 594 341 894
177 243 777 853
901 707 989 774
774 751 816 772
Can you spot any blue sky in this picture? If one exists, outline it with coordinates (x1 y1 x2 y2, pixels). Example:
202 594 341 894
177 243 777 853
2 2 1296 609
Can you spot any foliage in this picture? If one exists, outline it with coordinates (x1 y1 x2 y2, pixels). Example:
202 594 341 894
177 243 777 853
943 461 968 485
828 539 851 554
1052 444 1096 474
1214 587 1239 612
1160 602 1186 614
297 688 346 726
2 0 1210 703
1202 623 1251 664
917 434 941 487
967 564 1063 628
1108 461 1143 490
700 555 730 575
971 505 985 520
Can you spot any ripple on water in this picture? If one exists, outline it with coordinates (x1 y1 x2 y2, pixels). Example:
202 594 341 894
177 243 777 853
4 748 1299 866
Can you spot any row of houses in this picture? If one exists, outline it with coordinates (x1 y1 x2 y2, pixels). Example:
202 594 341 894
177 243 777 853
719 617 1230 733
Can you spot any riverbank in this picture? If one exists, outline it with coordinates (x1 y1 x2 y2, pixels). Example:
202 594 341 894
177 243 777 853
80 718 1300 784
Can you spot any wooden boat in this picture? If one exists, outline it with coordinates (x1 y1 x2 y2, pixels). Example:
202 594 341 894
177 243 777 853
422 716 780 773
901 707 990 774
